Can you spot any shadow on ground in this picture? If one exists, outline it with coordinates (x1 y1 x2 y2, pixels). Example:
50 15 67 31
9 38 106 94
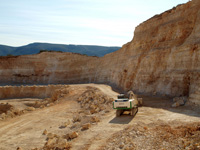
109 114 135 124
140 95 200 118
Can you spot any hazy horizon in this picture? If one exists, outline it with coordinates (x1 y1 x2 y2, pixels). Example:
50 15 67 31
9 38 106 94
0 42 122 47
0 0 189 47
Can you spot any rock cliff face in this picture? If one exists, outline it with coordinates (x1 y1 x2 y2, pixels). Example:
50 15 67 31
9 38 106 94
99 0 200 98
0 53 99 84
0 85 68 99
0 0 200 104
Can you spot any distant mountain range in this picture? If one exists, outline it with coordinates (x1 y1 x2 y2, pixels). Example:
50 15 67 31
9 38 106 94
0 43 121 57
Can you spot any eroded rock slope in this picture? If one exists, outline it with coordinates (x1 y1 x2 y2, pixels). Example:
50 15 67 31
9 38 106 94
0 0 200 103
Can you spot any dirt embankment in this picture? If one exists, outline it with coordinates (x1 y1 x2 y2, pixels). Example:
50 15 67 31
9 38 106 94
0 85 69 99
0 84 200 150
0 0 200 103
102 121 200 150
0 85 70 120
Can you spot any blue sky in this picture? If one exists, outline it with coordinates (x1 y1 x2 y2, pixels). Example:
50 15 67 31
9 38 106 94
0 0 189 47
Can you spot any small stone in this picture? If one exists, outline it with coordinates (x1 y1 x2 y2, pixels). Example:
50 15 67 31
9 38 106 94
99 105 105 111
47 103 54 107
22 110 27 113
95 107 100 112
84 110 91 115
40 105 45 108
105 110 110 113
63 134 70 140
89 104 96 110
90 109 96 114
16 147 23 150
73 115 81 122
91 116 100 123
13 109 21 115
56 138 71 149
70 122 80 129
77 97 82 102
69 131 78 139
45 137 57 147
177 99 185 106
172 102 180 108
26 107 35 111
43 129 48 135
60 121 70 129
47 133 57 139
6 111 15 118
81 123 91 130
173 97 180 102
172 98 185 107
144 126 148 130
31 148 39 150
119 142 124 149
63 120 71 127
0 113 6 119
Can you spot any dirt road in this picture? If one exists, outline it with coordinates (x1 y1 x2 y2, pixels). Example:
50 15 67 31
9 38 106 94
0 84 200 150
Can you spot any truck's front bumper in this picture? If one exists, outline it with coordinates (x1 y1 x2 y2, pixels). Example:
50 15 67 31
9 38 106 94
113 101 134 110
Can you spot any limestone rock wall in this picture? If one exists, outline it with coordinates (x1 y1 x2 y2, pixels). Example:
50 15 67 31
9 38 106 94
0 0 200 104
98 0 200 98
0 85 68 99
0 53 99 85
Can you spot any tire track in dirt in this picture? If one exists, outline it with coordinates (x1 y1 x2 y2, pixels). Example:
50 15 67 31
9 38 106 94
0 84 200 150
0 99 80 150
71 112 133 150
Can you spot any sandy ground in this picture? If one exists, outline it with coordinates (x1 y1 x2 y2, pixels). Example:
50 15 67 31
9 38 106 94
0 84 200 150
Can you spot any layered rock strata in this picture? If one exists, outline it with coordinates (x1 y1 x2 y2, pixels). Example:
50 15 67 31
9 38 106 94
0 85 68 99
0 0 199 104
100 0 200 98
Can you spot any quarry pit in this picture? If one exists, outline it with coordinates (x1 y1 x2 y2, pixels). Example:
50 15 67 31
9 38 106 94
0 0 200 149
0 84 200 150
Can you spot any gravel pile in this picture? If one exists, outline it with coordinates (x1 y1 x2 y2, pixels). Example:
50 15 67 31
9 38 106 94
0 103 25 120
77 88 114 114
102 121 200 150
32 87 114 150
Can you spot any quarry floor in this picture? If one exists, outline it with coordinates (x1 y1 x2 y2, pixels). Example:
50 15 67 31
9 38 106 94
0 84 200 150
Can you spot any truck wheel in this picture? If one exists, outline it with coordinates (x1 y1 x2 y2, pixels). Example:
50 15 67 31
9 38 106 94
116 109 123 117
